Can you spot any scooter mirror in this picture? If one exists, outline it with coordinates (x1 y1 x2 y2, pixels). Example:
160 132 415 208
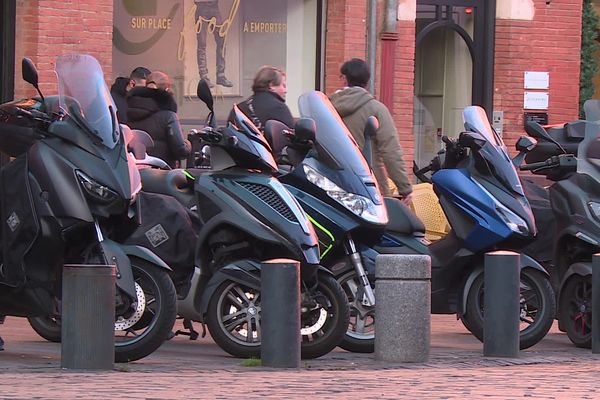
515 136 537 153
525 121 552 141
197 80 214 112
294 118 316 142
525 120 566 154
22 58 39 87
364 116 379 140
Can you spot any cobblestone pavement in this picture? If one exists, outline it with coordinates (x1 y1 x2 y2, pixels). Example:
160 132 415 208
0 315 598 399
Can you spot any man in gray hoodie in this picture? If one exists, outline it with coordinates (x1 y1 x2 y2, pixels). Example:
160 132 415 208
330 58 412 203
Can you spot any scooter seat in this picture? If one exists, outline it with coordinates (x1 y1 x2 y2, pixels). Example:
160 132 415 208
384 197 426 235
139 169 195 209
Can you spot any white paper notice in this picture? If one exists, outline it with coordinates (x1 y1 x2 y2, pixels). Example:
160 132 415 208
524 92 549 110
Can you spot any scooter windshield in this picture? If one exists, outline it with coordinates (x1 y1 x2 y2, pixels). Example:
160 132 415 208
298 91 373 181
463 106 524 195
55 54 118 149
582 100 600 175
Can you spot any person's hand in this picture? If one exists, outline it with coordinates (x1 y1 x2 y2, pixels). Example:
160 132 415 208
400 192 413 206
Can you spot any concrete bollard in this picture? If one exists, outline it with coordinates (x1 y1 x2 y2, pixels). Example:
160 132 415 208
375 254 431 363
61 264 115 370
483 251 520 358
261 259 301 368
592 254 600 354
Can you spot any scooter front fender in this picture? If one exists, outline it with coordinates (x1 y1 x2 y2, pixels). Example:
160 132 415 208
460 253 549 315
100 241 171 300
198 260 262 316
557 261 592 306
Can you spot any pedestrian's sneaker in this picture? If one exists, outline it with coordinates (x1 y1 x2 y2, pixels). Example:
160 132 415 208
217 75 233 87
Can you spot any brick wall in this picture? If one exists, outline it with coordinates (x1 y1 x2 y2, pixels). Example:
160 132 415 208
325 0 416 174
14 0 113 99
494 0 583 150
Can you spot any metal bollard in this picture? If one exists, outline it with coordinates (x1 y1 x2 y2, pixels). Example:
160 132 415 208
483 251 520 358
61 264 115 370
592 254 600 354
375 254 431 363
261 259 300 368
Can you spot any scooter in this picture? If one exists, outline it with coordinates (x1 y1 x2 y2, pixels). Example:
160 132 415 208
0 55 177 362
519 100 600 348
132 80 349 359
241 98 554 352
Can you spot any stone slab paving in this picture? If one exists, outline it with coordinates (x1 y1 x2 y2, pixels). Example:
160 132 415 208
0 315 598 399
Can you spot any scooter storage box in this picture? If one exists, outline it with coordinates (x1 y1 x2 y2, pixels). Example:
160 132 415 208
0 99 44 157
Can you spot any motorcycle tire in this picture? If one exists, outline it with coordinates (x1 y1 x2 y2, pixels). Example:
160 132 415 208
27 257 177 363
337 270 375 353
558 274 591 348
206 271 349 359
460 268 556 350
27 315 61 343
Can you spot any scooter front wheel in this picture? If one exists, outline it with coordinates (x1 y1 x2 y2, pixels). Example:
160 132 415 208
27 257 178 363
336 270 375 353
461 268 556 349
206 271 349 359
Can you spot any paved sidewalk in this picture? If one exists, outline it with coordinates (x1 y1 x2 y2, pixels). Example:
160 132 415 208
0 315 598 399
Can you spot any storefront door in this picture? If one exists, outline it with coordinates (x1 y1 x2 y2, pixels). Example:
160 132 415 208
413 0 495 167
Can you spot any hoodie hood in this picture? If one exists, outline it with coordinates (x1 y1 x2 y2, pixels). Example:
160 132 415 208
329 86 374 117
127 86 178 121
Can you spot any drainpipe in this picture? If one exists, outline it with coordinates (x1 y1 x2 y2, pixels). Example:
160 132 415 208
367 0 377 94
380 0 399 113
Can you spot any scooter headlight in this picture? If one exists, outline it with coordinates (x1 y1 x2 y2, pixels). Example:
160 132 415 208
76 170 119 204
495 203 530 236
303 165 387 224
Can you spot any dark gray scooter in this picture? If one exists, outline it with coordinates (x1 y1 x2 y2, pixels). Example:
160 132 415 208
0 55 177 362
138 81 349 359
520 101 600 347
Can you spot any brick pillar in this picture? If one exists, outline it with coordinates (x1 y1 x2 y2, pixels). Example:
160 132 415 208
494 0 582 151
14 0 114 99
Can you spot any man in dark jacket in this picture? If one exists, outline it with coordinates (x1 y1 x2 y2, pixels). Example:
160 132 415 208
126 71 191 168
110 66 151 124
330 58 412 203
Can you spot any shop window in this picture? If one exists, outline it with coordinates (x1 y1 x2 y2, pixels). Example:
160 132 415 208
113 0 320 127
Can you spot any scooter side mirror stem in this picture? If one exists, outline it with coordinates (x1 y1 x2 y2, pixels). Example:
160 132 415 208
362 116 379 167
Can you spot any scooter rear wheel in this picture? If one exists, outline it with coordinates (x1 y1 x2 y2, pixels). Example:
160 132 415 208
558 275 592 348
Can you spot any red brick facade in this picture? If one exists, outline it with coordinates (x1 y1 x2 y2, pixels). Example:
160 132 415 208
14 0 113 99
325 1 416 171
494 0 583 149
10 0 583 162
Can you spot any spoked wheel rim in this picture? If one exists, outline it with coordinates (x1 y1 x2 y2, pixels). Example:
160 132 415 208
338 272 374 340
564 277 592 341
114 265 162 347
215 282 262 347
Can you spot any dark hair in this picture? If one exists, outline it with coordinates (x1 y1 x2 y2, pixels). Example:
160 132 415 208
130 66 151 81
340 58 370 88
252 66 285 92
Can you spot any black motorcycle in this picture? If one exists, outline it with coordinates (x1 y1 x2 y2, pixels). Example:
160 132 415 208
132 80 349 359
519 101 600 348
0 55 177 362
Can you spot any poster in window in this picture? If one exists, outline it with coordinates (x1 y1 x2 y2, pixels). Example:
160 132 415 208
180 0 242 97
